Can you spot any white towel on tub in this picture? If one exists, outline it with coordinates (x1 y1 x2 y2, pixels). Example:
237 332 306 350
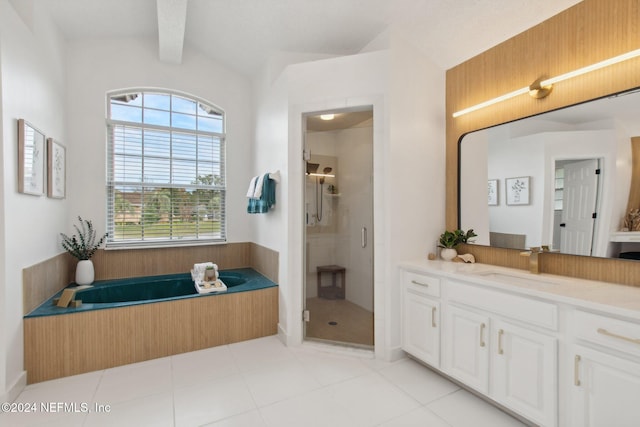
191 262 226 294
191 262 218 282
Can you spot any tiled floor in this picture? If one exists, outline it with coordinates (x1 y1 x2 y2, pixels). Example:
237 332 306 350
1 335 527 427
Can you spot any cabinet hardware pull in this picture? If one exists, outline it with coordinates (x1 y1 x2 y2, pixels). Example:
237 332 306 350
361 227 367 248
431 307 437 328
480 323 486 347
574 355 581 386
498 329 504 354
410 280 429 287
597 328 640 345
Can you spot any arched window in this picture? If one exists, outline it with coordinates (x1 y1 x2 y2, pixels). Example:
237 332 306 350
106 89 225 247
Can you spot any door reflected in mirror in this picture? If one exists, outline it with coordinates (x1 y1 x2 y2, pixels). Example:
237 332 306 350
459 88 640 260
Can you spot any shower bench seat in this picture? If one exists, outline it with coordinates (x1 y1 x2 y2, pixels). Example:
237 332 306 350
317 265 346 299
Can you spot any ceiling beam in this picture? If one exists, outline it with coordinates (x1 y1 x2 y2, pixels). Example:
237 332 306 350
156 0 188 64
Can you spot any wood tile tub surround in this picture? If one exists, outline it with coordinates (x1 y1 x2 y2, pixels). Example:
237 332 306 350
23 242 279 315
447 0 640 285
24 286 278 384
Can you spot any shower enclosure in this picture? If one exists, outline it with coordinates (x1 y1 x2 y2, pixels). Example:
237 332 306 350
303 108 374 348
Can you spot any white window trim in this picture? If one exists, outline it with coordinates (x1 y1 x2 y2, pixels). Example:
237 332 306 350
105 88 227 249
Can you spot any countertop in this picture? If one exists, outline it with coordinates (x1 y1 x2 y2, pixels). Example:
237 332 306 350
399 259 640 322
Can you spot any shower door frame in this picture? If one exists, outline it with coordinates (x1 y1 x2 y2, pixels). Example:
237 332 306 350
301 105 375 348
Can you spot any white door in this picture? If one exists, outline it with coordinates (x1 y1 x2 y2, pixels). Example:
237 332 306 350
560 159 599 256
442 304 490 393
402 290 439 367
572 345 640 427
491 319 558 427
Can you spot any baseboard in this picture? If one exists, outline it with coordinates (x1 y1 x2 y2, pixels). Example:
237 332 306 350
385 345 406 362
2 371 26 403
277 323 289 345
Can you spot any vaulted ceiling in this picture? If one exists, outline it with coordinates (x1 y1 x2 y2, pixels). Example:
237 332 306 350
41 0 583 76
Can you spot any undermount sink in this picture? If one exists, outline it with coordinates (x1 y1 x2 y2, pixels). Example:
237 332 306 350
472 270 566 287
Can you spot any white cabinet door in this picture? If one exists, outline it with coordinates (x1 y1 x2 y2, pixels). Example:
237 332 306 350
442 304 490 393
491 319 558 427
402 289 440 367
572 345 640 427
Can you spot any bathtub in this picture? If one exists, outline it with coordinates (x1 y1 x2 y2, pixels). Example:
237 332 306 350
24 268 278 383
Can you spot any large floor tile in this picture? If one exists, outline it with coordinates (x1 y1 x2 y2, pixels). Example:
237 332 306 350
427 389 527 427
242 358 321 407
173 373 256 427
379 358 460 404
379 406 452 427
18 370 103 403
0 408 86 427
202 409 268 427
259 387 360 427
328 371 421 426
171 345 239 388
228 336 295 372
84 391 174 427
93 357 173 405
291 346 373 386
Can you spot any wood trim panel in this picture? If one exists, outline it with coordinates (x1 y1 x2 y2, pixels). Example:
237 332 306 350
91 242 251 280
23 242 280 315
22 253 74 315
24 287 278 383
447 0 640 284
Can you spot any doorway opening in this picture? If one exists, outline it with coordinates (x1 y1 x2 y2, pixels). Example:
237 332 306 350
552 158 601 256
303 107 374 348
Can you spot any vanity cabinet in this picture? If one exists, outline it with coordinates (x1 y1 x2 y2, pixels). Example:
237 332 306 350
570 310 640 427
442 304 490 393
442 299 557 427
399 261 640 427
401 270 440 367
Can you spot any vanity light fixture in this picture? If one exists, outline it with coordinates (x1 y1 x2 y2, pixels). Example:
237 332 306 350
452 47 640 118
320 114 335 120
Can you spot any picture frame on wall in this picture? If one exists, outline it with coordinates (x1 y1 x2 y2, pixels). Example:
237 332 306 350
47 138 66 199
18 119 45 196
506 176 530 205
488 179 498 205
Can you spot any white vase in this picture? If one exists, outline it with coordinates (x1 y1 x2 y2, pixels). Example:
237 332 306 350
75 260 95 285
440 248 457 261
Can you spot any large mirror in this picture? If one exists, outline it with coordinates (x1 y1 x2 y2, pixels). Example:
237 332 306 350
459 87 640 259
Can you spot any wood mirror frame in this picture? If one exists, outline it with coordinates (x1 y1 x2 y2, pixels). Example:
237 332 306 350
446 0 640 285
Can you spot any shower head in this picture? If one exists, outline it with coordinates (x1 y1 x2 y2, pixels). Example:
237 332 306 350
323 167 333 174
306 162 319 174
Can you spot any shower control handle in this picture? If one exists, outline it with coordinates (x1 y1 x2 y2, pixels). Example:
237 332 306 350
361 227 367 248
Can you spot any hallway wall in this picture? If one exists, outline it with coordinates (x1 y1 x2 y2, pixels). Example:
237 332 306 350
0 0 68 401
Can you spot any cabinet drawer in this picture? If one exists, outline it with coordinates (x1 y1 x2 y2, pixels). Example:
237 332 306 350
573 310 640 357
448 280 557 331
402 271 440 298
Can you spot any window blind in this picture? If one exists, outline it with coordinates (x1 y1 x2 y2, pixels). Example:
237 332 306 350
106 91 226 248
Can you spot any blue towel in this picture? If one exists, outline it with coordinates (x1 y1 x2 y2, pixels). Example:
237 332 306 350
247 173 276 214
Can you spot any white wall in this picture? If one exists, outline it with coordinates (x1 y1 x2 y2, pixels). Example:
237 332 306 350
385 32 446 354
0 0 68 400
65 37 254 243
253 30 446 360
488 135 545 248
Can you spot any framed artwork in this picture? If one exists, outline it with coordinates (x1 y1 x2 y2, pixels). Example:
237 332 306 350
18 119 45 196
488 179 498 205
506 176 530 205
47 138 66 199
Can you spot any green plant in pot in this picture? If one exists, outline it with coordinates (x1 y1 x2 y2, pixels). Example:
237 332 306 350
60 216 108 285
438 229 477 261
